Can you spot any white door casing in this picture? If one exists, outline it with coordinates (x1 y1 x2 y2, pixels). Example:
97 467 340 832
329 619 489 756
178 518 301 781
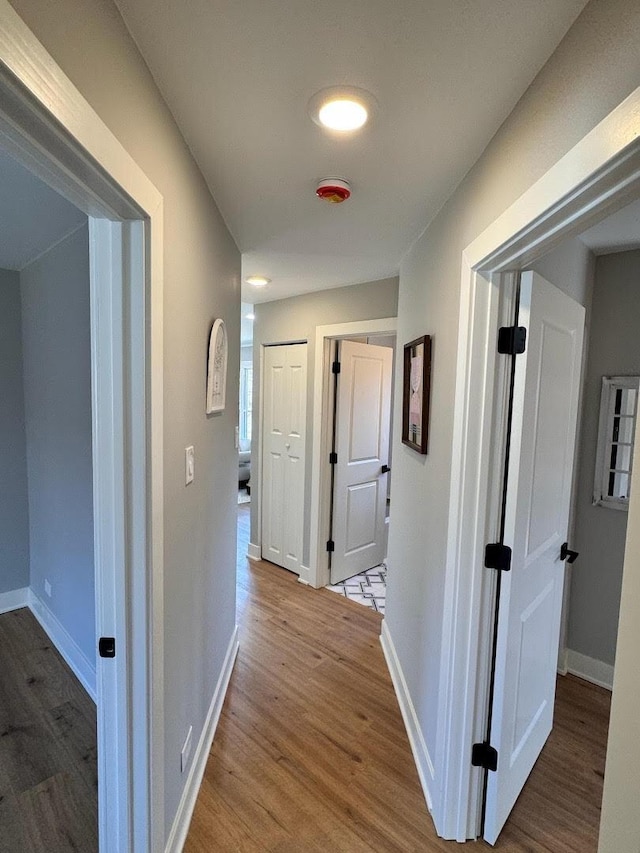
331 340 392 584
483 271 585 843
262 344 307 574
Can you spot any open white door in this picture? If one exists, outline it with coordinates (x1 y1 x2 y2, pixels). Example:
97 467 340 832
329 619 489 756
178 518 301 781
262 343 307 574
331 340 392 584
483 271 584 843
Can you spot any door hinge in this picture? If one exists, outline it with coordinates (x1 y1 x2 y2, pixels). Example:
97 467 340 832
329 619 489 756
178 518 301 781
326 539 335 552
484 543 512 572
498 325 526 355
332 361 341 374
329 451 338 464
472 741 498 772
99 637 116 658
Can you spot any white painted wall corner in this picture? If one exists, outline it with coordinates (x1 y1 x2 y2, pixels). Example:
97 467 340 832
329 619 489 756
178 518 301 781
380 619 435 813
164 625 240 853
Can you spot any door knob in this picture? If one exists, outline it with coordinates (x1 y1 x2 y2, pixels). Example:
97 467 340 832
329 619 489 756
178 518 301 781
560 542 579 563
285 442 291 450
381 464 391 474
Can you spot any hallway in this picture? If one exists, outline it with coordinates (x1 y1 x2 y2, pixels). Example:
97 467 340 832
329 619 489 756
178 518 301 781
184 506 608 851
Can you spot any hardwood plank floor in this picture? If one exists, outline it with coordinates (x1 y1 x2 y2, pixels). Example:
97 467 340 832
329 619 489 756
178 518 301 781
186 505 610 851
0 607 98 853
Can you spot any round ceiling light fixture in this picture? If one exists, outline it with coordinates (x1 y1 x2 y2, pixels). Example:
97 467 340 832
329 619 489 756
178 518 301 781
316 178 351 204
308 86 377 132
245 275 270 287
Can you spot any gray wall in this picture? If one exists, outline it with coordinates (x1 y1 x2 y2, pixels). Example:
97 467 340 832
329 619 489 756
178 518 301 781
0 269 29 595
385 0 640 811
9 0 241 837
251 277 398 564
21 224 95 663
568 250 640 667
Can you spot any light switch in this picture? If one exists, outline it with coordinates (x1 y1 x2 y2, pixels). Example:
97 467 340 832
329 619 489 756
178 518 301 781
185 445 195 485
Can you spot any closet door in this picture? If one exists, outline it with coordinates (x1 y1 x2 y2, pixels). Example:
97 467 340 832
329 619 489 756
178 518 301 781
261 343 307 573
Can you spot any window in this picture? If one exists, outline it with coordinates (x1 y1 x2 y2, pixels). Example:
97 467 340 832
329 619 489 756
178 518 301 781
239 361 253 443
593 376 640 510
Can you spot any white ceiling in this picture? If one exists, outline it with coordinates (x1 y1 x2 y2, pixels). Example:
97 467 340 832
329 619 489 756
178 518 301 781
0 149 86 271
579 198 640 255
114 0 588 303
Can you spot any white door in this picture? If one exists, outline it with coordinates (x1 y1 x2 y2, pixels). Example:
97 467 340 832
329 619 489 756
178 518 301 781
262 343 307 574
483 271 585 843
331 340 393 584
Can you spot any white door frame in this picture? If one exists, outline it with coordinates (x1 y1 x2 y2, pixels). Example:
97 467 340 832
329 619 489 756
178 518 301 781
0 4 164 851
437 86 640 841
308 318 397 589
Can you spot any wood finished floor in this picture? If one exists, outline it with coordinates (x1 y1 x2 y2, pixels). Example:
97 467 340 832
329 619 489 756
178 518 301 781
0 607 98 852
186 505 610 852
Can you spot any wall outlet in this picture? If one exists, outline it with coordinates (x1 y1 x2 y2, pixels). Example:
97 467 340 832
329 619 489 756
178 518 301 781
185 445 195 485
181 725 193 773
44 579 52 598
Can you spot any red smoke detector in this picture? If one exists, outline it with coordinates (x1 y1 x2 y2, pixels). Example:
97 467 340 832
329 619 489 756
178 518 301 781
316 178 351 204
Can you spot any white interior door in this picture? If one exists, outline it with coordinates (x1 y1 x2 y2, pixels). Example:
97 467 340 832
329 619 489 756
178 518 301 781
261 343 307 574
331 340 392 584
483 271 585 843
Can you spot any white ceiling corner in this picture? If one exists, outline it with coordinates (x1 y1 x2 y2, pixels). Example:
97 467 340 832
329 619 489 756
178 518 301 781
114 0 589 303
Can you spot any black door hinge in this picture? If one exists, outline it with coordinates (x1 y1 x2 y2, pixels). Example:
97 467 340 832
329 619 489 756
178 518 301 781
99 637 116 658
560 542 579 563
472 741 498 772
329 452 338 464
484 543 512 572
326 540 335 552
498 325 526 355
332 361 341 374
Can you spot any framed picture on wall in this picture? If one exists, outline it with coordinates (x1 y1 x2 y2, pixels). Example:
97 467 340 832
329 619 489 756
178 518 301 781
206 318 228 414
402 335 432 454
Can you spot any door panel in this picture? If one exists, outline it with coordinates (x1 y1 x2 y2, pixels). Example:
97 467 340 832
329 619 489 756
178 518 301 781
331 340 392 584
261 344 307 573
483 271 585 844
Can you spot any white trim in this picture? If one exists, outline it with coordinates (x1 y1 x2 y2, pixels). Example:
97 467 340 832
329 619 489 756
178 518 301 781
29 590 97 702
0 4 165 850
380 620 435 812
297 565 311 585
440 85 640 841
565 650 614 691
164 627 239 853
308 318 397 589
0 587 29 614
247 542 262 562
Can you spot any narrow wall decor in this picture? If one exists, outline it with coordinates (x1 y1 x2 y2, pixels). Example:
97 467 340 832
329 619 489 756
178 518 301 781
206 318 227 413
402 335 431 454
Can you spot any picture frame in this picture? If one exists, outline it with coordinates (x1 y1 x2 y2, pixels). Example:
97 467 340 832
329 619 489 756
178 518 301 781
402 335 432 454
206 318 228 414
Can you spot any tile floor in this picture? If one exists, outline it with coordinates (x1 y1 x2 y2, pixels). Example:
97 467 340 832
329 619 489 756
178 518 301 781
326 564 387 613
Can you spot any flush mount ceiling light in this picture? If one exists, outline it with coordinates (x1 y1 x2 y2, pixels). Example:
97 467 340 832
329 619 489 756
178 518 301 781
308 86 377 132
245 275 270 287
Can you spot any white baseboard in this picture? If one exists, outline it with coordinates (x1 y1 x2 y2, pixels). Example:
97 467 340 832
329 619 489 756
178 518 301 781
297 564 310 585
566 648 614 691
247 542 261 562
165 625 240 853
0 587 29 615
28 590 97 702
380 619 435 812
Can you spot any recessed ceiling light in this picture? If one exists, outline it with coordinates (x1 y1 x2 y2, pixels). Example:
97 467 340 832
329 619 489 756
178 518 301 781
309 86 377 133
245 275 270 287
